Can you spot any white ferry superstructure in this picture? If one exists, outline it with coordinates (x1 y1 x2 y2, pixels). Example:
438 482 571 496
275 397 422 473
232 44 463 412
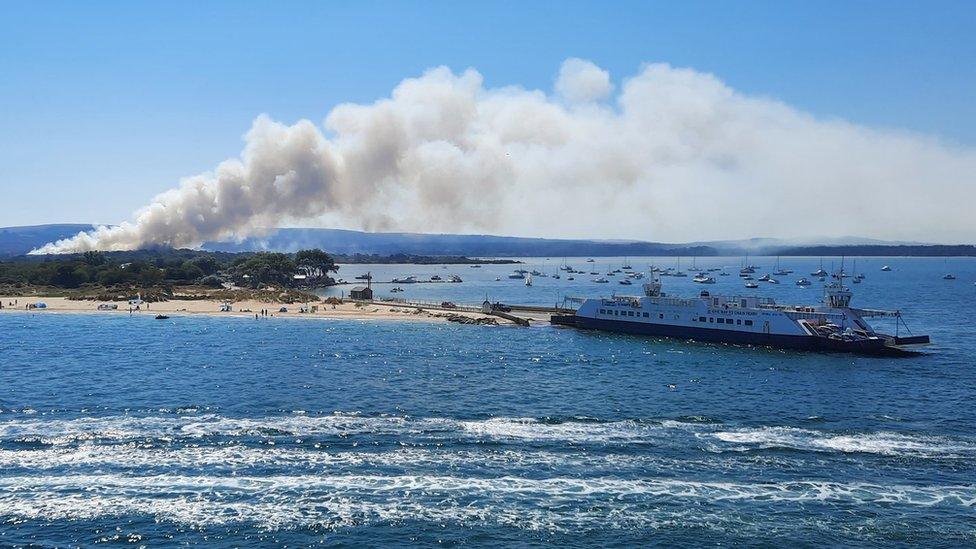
551 270 929 355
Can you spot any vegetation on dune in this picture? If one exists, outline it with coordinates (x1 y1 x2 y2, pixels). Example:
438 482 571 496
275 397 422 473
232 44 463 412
0 248 338 303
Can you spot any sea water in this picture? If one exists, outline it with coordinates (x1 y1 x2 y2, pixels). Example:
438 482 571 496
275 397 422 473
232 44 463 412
1 257 974 546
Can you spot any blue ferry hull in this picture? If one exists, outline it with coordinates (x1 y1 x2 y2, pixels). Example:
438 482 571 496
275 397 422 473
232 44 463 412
551 314 910 356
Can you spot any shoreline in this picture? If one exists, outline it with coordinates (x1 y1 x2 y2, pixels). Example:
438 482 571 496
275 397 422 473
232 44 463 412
0 296 520 325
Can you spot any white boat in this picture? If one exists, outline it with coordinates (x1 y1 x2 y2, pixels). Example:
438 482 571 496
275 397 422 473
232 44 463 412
744 282 759 289
881 265 892 271
619 279 633 285
796 278 812 286
508 272 525 279
525 274 533 286
551 269 930 355
944 274 956 280
767 278 779 284
593 277 609 283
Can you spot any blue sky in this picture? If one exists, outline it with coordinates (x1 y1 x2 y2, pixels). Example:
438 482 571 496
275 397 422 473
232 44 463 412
1 1 974 229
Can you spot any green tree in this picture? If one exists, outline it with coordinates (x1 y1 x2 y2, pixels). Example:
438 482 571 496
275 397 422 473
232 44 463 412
294 248 338 280
82 250 106 266
188 255 220 276
50 264 89 288
232 252 297 287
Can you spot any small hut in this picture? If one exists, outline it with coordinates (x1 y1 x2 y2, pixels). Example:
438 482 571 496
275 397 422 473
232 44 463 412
350 285 373 300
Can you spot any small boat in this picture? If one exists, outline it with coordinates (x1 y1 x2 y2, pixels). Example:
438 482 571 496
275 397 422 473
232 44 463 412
767 278 779 284
567 276 575 281
772 256 793 276
944 274 956 280
430 275 442 281
552 273 561 279
586 258 595 262
495 277 501 281
745 282 759 289
590 271 599 275
619 279 633 285
719 272 730 276
354 273 372 280
593 277 609 283
743 275 754 281
693 276 716 284
881 265 892 271
470 264 482 268
525 274 533 286
448 275 462 283
796 278 812 286
155 314 170 320
758 274 771 282
818 276 826 282
508 272 525 279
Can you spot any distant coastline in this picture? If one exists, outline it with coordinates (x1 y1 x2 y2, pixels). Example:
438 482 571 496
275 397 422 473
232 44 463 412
1 224 973 258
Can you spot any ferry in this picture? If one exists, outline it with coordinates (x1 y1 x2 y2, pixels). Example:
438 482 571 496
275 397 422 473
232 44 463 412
551 270 929 356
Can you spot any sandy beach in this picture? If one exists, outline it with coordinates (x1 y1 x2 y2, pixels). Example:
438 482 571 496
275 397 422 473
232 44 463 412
0 295 528 325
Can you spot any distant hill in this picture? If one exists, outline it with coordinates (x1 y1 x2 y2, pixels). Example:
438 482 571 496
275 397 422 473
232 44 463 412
201 228 721 258
1 224 972 258
0 224 95 257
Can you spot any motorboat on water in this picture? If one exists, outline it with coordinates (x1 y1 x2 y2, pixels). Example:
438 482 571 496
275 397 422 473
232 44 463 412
744 282 760 289
796 278 812 286
881 265 892 271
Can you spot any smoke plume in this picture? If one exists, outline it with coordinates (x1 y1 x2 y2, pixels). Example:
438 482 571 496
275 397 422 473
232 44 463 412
33 58 976 253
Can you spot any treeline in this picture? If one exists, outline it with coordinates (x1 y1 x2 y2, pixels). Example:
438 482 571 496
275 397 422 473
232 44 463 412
0 249 339 290
332 253 518 264
775 245 976 257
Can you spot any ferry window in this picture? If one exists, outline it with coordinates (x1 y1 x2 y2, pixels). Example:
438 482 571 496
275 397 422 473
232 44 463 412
745 320 753 326
736 319 742 325
659 314 664 319
599 309 604 314
699 316 706 322
643 312 649 317
628 311 634 317
709 317 713 323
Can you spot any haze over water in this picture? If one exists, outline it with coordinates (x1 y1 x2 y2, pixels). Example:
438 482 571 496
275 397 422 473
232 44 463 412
2 257 974 545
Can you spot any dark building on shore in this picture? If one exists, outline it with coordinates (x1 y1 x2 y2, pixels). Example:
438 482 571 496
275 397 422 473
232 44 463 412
350 284 373 301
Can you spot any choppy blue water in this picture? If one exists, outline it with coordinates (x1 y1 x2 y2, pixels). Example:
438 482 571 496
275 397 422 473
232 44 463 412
1 257 975 546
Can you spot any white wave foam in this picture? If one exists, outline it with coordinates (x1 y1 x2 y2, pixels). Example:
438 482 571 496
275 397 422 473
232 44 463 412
0 473 971 531
3 415 973 459
708 427 976 457
0 445 663 473
0 414 694 446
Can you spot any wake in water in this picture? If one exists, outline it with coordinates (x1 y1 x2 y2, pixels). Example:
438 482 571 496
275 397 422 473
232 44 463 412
1 412 974 535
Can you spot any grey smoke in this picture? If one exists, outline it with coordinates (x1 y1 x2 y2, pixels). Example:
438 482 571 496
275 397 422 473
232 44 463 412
32 58 976 253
